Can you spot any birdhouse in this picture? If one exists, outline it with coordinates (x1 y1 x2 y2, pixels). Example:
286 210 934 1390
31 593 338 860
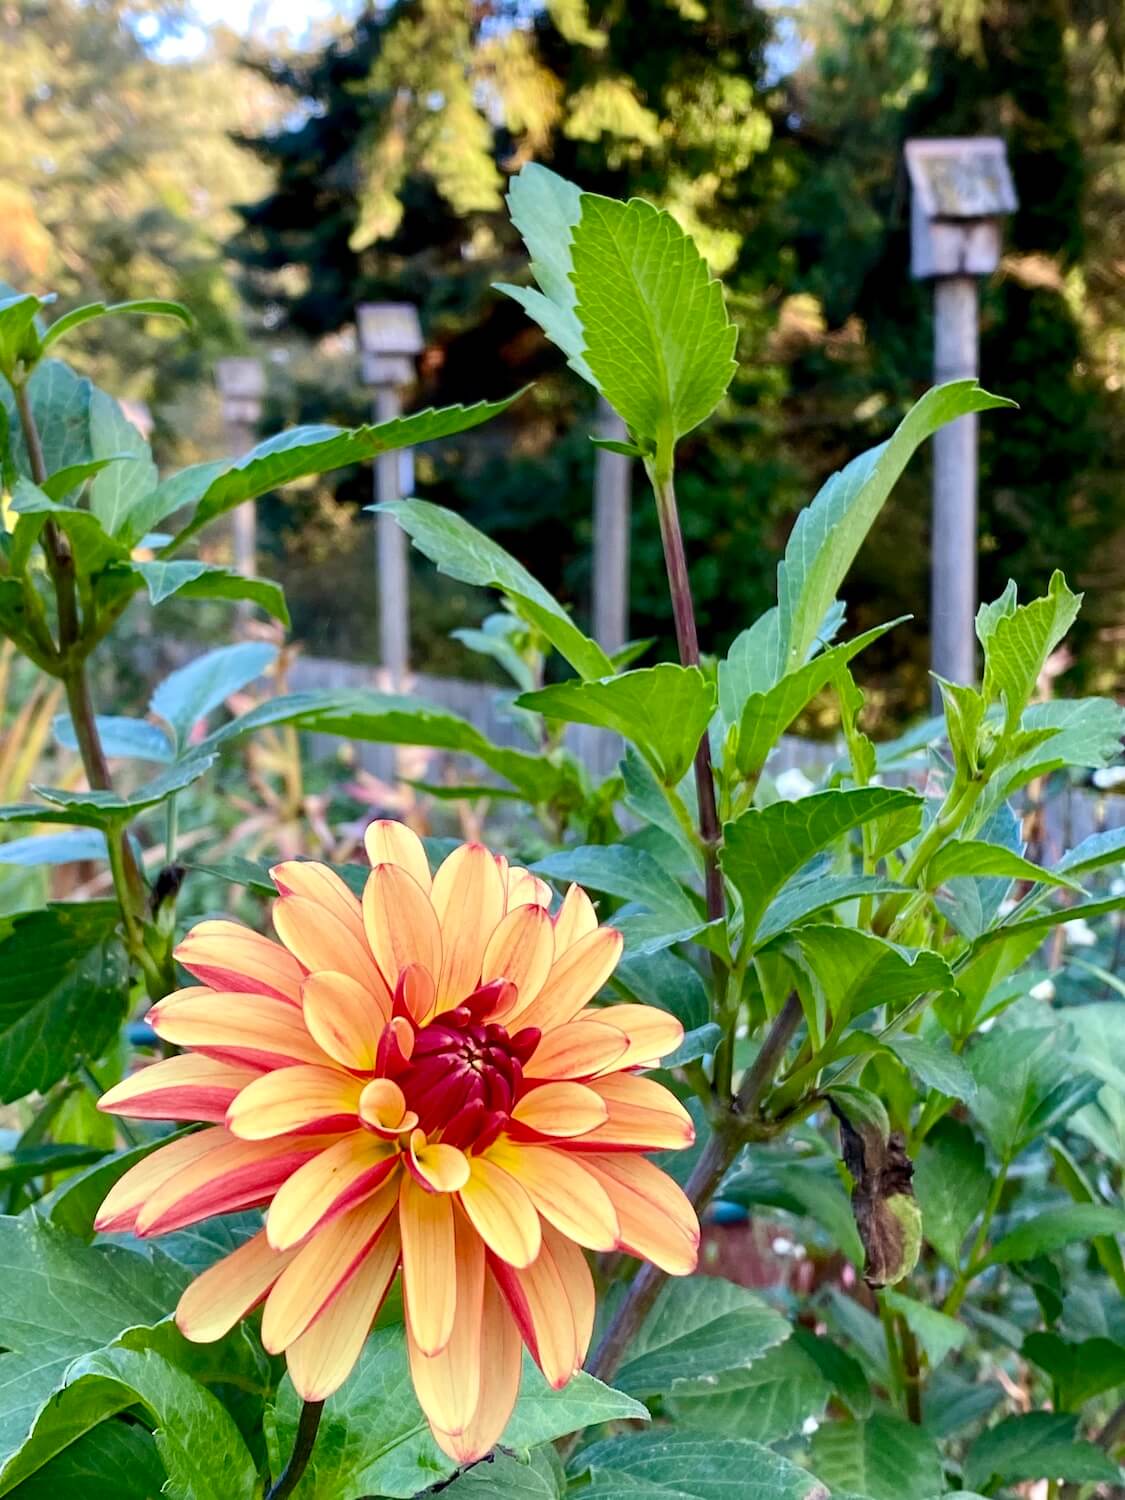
214 357 266 425
904 138 1018 280
357 302 423 386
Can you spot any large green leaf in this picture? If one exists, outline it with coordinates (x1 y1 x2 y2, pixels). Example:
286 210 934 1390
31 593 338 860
806 1414 944 1500
265 1331 646 1499
613 949 709 1030
913 1119 990 1270
1 361 93 479
53 713 174 763
149 641 278 750
978 571 1082 727
774 382 1014 679
994 696 1125 800
879 1035 976 1101
966 1023 1097 1159
785 926 954 1030
437 1449 562 1499
568 193 737 451
6 1421 166 1500
131 560 289 624
376 499 611 680
981 1204 1125 1269
32 755 216 827
612 1275 791 1398
87 389 158 535
1057 826 1125 878
927 839 1081 892
755 875 908 946
0 292 46 377
722 787 920 945
0 903 126 1103
879 1288 966 1367
574 1432 828 1500
964 1412 1122 1490
667 1340 831 1443
9 478 128 575
518 664 715 784
972 894 1125 951
1023 1332 1125 1410
532 846 701 932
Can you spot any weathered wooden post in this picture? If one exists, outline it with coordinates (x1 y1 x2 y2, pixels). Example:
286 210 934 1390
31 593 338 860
904 138 1017 699
214 357 266 610
357 303 423 689
592 395 632 656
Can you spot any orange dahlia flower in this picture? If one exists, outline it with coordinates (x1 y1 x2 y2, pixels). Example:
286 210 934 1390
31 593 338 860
95 823 699 1460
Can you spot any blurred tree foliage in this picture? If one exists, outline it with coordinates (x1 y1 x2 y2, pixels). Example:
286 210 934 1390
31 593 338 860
0 0 279 459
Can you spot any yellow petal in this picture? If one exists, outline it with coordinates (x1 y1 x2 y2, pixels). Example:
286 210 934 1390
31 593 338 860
490 1232 577 1387
582 1153 699 1275
488 1142 618 1251
480 904 555 1012
456 1155 541 1268
509 1081 607 1139
273 895 386 995
430 1269 522 1463
506 866 552 911
365 819 432 891
175 920 304 1004
508 927 623 1033
302 971 389 1071
552 883 598 953
430 843 506 1009
136 1134 326 1237
98 1054 261 1123
407 1209 485 1435
362 864 443 992
582 1073 695 1150
226 1065 363 1140
176 1229 297 1343
148 991 331 1071
285 1217 401 1401
585 1003 684 1073
358 1077 416 1136
270 861 366 943
522 1020 628 1081
543 1223 596 1367
95 1128 228 1233
396 963 435 1024
266 1136 399 1250
262 1183 398 1352
407 1129 470 1192
400 1173 457 1356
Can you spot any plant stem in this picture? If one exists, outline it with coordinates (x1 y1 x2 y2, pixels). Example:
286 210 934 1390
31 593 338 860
943 1160 1009 1316
648 464 724 926
879 1296 907 1411
266 1400 324 1500
586 994 802 1382
898 1314 923 1424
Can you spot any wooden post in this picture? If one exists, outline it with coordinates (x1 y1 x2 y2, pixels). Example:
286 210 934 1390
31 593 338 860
931 276 980 692
215 357 265 625
373 384 410 689
592 396 631 655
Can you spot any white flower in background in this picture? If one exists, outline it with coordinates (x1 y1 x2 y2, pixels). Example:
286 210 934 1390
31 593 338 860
1092 767 1125 790
775 767 815 801
1063 917 1098 947
1029 979 1057 1002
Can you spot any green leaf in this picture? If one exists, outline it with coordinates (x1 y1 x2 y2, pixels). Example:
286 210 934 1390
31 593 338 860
719 608 783 713
964 1412 1122 1490
568 193 737 451
880 1288 967 1367
149 641 278 749
667 1340 831 1442
437 1449 562 1498
806 1414 944 1500
5 1421 166 1500
0 1141 107 1191
734 622 905 776
995 697 1125 799
47 1137 173 1241
0 293 46 376
773 1164 864 1267
790 1326 873 1419
755 875 909 946
532 845 700 931
879 1035 976 1101
124 460 228 545
613 1275 791 1397
614 949 709 1030
0 829 108 866
913 1119 990 1270
87 389 158 535
265 1331 646 1499
377 499 611 681
496 164 593 383
53 713 173 763
1023 1332 1125 1410
775 382 1015 679
519 665 714 785
966 1023 1097 1158
785 927 954 1030
722 788 921 945
978 571 1082 726
32 756 217 828
9 478 127 575
1057 826 1125 878
180 856 276 899
0 904 126 1103
40 297 193 352
167 395 519 549
936 676 986 779
574 1431 829 1500
922 1371 1003 1439
981 1204 1125 1269
1 361 92 479
38 455 132 503
131 560 290 624
927 839 1081 892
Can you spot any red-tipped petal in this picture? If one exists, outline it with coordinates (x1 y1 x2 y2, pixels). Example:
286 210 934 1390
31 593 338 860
98 1055 260 1123
430 843 506 1010
226 1065 363 1140
363 864 443 991
302 971 389 1071
176 1229 297 1343
488 1142 618 1251
266 1136 399 1250
174 920 304 1004
581 1152 699 1275
522 1020 628 1081
456 1155 541 1268
508 927 623 1033
509 1081 608 1139
365 819 432 891
400 1173 457 1356
148 991 331 1071
480 904 555 1013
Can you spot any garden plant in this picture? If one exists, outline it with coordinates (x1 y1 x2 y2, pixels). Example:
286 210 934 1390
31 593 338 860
0 163 1123 1500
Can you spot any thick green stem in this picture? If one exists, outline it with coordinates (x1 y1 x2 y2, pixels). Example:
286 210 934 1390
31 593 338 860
267 1400 324 1500
872 778 984 937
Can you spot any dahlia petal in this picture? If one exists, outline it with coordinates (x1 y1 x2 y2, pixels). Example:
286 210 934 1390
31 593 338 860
480 904 554 1013
457 1155 541 1268
136 1134 325 1237
262 1182 398 1352
97 1055 261 1123
94 1128 228 1233
176 1229 297 1343
488 1142 618 1251
508 927 623 1033
542 1222 596 1366
582 1003 684 1073
490 1233 577 1387
509 1081 607 1139
148 991 331 1071
174 920 304 1004
270 860 366 942
285 1217 402 1401
400 1173 457 1356
430 843 506 1010
581 1153 699 1275
552 883 599 953
365 819 432 892
358 1078 416 1136
430 1270 522 1464
407 1129 470 1193
580 1073 695 1150
407 1210 485 1436
362 864 443 993
302 971 389 1071
395 963 436 1024
506 866 552 911
273 895 386 994
226 1065 364 1140
266 1137 399 1250
522 1020 628 1081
